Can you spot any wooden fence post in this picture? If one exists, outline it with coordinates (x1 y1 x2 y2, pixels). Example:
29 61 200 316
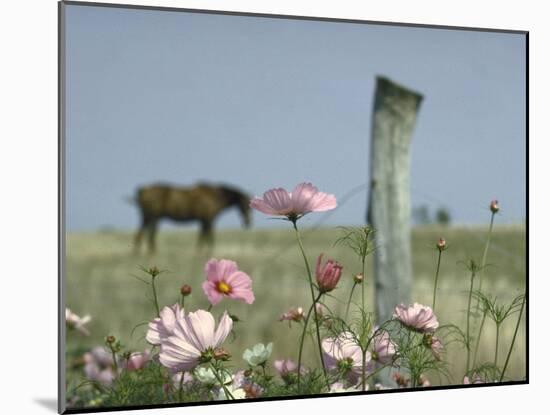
367 76 423 324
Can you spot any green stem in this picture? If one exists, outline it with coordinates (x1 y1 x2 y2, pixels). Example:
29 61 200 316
499 293 526 382
292 222 328 388
432 250 443 312
466 268 476 373
494 324 500 367
109 346 118 374
472 310 487 367
207 304 213 312
361 347 367 391
210 363 234 400
178 371 185 401
478 213 495 298
345 282 358 321
361 257 366 312
411 371 418 388
180 296 185 309
297 293 321 383
151 276 160 316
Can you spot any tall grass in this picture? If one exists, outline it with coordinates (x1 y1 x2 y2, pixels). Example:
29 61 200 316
65 224 526 384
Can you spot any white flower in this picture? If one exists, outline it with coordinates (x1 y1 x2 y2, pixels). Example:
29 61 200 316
194 367 231 386
66 308 91 336
242 342 273 366
215 386 246 400
329 382 363 393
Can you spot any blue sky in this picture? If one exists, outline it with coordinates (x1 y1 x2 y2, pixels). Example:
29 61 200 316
64 4 526 231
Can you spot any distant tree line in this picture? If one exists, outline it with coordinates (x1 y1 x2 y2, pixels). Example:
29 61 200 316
412 205 452 226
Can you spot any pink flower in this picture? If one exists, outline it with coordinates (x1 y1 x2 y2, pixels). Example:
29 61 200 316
393 303 439 333
419 375 431 387
250 182 337 219
83 346 118 386
125 351 151 371
171 371 194 387
463 374 483 384
159 309 233 372
372 330 397 364
243 382 263 399
429 336 444 361
322 332 372 383
273 359 303 377
279 306 304 322
202 259 254 305
315 254 343 293
146 304 184 346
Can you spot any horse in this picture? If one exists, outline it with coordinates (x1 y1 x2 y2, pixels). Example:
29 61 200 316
132 182 251 254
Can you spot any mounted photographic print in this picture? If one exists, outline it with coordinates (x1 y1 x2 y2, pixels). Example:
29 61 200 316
59 1 528 413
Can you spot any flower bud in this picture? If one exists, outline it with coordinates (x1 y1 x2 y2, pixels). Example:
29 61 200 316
489 200 499 213
180 284 192 296
436 238 446 252
354 273 364 284
106 335 116 344
315 254 343 293
148 266 160 277
213 347 231 361
279 307 304 322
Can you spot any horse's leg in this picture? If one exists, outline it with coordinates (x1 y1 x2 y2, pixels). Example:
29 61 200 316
197 220 207 250
133 214 148 255
197 219 214 255
146 219 159 256
206 221 214 247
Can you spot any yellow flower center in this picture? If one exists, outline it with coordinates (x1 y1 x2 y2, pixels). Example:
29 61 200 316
217 281 231 294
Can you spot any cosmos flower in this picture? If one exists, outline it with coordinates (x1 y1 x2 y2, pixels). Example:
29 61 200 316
170 371 194 389
159 309 233 372
279 306 304 322
124 351 151 371
315 254 343 293
428 335 444 361
146 304 184 346
393 303 439 333
215 385 246 401
194 367 228 385
329 382 363 393
242 382 263 399
242 343 273 367
273 359 300 377
419 374 431 387
65 308 91 336
202 259 254 305
250 182 337 220
372 329 397 364
322 332 372 383
83 346 118 386
463 374 484 384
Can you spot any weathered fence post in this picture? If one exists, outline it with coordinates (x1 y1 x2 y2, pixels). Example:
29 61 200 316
367 76 423 324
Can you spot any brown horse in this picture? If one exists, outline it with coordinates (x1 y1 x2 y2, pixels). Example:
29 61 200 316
133 182 251 254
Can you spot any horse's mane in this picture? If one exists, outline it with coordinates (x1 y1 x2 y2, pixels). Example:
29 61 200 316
216 183 250 205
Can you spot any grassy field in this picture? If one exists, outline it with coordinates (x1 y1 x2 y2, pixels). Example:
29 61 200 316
65 223 526 385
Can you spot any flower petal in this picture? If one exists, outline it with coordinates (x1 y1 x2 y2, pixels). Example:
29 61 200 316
213 311 233 347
